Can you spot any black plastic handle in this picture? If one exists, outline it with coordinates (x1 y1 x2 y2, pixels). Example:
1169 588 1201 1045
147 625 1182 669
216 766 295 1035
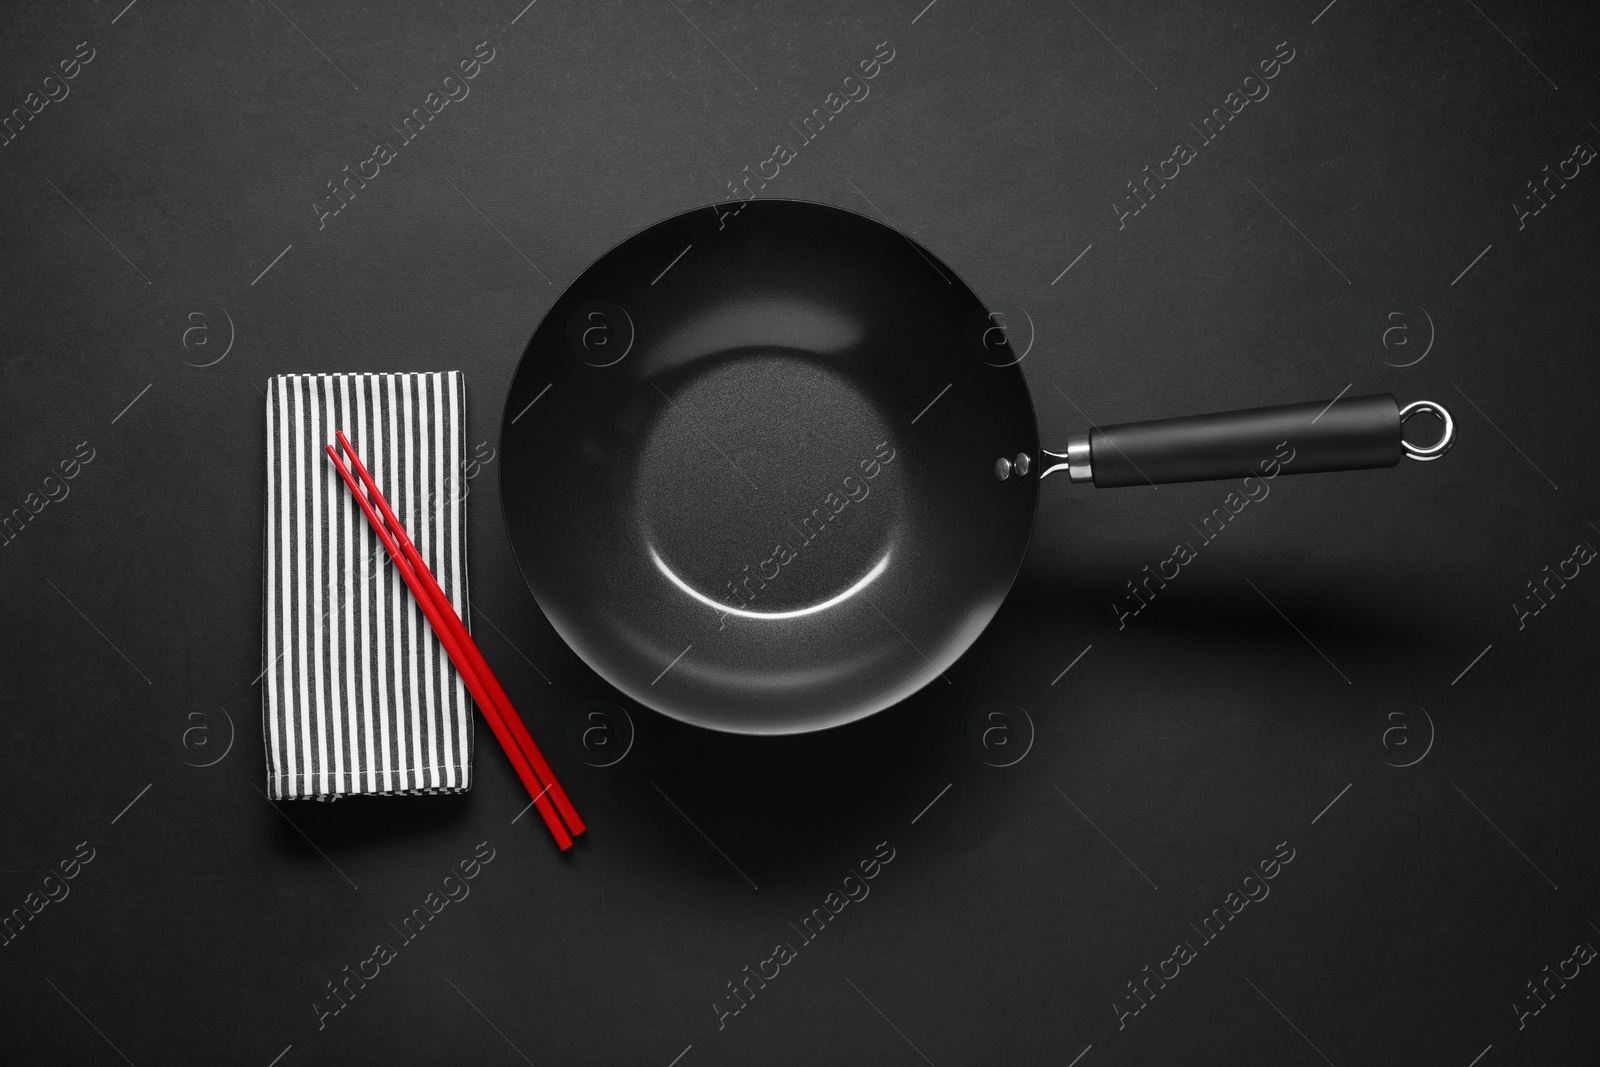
1089 393 1402 488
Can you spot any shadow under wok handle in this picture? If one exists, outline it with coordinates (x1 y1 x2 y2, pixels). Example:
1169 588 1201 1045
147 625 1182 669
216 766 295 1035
1052 394 1453 488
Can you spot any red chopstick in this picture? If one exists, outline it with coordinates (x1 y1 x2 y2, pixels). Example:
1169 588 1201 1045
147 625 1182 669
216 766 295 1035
323 442 579 849
331 432 585 837
323 444 569 848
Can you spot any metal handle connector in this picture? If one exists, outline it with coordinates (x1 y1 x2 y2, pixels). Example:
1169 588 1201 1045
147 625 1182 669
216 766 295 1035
1040 435 1094 482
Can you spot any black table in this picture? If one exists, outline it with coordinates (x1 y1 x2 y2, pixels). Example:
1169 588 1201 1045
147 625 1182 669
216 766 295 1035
3 1 1597 1064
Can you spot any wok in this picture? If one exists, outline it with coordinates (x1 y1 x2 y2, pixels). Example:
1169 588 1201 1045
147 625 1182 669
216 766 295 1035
499 200 1452 734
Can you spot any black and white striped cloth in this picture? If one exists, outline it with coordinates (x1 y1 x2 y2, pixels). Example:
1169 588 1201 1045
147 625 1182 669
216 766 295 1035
262 372 474 800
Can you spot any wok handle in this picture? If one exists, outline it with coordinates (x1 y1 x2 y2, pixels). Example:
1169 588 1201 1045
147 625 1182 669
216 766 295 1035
1044 394 1454 488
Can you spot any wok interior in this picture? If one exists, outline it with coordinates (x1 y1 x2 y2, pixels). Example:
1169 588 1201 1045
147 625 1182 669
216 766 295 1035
500 201 1039 733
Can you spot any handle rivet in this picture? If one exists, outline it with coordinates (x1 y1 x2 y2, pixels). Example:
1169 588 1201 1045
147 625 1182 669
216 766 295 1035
994 457 1012 481
1014 452 1031 476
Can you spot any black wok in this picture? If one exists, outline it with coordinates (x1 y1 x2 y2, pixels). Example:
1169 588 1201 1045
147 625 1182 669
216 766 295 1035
499 200 1452 734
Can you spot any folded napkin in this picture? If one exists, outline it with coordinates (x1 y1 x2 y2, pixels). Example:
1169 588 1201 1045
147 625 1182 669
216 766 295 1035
262 372 473 799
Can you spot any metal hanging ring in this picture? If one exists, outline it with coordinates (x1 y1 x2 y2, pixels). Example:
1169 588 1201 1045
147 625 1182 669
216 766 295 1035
1399 400 1454 462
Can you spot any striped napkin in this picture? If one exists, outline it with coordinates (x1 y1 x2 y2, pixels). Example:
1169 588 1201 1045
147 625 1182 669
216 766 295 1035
262 372 474 800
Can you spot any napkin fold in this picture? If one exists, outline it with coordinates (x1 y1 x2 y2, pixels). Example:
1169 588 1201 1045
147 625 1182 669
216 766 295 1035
262 372 473 799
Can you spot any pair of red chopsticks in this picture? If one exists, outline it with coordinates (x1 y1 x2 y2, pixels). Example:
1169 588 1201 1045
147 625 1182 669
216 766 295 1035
324 431 584 850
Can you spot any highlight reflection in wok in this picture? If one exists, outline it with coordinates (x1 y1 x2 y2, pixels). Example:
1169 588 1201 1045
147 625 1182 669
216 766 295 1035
648 545 893 622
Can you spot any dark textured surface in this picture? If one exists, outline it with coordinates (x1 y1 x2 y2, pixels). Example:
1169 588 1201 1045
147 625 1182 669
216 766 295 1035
2 1 1598 1065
